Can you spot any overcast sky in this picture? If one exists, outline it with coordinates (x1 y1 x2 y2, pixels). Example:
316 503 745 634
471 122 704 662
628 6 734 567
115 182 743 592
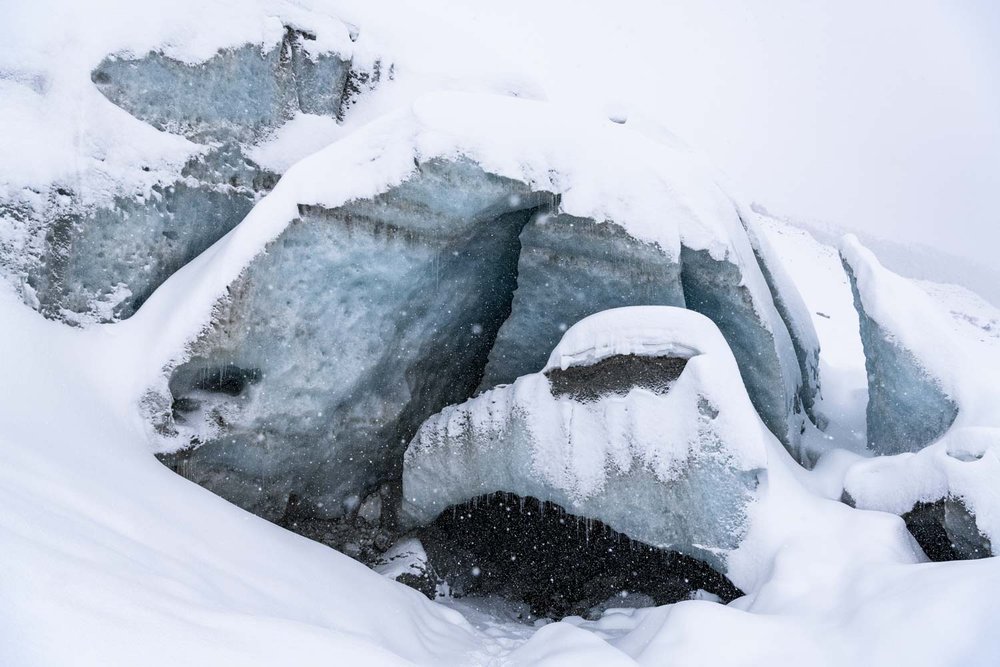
419 1 999 268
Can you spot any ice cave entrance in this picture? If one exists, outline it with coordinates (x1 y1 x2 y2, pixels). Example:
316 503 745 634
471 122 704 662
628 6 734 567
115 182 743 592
411 493 744 621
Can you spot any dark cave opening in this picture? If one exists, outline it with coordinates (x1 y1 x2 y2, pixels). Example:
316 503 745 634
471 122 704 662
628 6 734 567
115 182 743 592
411 493 743 621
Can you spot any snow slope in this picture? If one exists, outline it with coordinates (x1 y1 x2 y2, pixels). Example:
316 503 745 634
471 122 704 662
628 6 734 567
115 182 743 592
7 282 1000 666
0 286 481 666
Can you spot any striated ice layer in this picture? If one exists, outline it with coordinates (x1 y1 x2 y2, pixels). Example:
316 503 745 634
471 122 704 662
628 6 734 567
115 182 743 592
841 242 958 454
403 307 767 572
159 160 551 520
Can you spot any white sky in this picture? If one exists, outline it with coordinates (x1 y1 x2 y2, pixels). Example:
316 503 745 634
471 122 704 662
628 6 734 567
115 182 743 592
408 1 1000 267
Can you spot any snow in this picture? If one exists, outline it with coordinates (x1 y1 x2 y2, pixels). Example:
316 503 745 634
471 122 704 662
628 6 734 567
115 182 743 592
248 113 346 173
3 0 1000 665
544 307 717 371
0 286 480 666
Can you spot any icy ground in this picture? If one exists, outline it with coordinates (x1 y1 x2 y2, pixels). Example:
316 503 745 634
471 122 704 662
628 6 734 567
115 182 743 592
2 1 1000 665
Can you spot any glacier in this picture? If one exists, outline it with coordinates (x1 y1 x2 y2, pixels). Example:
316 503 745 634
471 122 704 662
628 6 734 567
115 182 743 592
159 159 547 520
841 237 959 455
3 1 1000 664
138 92 816 525
403 307 769 573
841 236 1000 559
5 23 382 323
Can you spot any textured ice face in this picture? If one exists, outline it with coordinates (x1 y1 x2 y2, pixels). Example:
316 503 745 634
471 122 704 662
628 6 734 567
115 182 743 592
158 160 550 520
402 307 768 573
480 214 686 388
680 246 802 444
90 27 351 143
26 148 274 321
480 210 803 449
10 27 379 324
842 259 958 454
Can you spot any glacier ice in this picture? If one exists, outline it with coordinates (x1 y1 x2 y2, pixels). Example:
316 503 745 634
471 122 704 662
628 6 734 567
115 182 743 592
402 306 768 573
679 246 803 445
27 150 274 321
90 27 352 143
840 237 1000 559
9 26 383 323
840 238 959 454
159 159 549 520
479 214 686 389
741 208 822 425
479 200 806 450
139 92 818 527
